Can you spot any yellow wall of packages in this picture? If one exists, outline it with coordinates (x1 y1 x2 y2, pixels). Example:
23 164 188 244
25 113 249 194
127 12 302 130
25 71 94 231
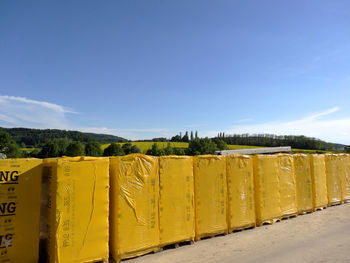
159 156 195 246
43 157 109 263
253 155 282 226
293 154 313 213
109 154 159 261
277 154 298 217
194 155 227 240
310 155 328 209
226 155 255 231
325 154 342 205
0 159 42 263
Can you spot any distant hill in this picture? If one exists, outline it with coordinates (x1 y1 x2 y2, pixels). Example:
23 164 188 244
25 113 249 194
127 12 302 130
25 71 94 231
0 127 127 147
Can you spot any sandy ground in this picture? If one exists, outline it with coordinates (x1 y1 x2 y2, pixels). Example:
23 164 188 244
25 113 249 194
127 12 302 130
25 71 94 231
125 203 350 263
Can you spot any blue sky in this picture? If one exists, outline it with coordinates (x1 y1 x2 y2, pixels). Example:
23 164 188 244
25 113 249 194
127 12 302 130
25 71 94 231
1 1 350 144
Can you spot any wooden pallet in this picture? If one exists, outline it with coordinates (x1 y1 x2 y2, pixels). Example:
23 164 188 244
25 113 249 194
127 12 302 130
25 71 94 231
256 217 281 227
229 224 255 233
314 206 327 211
281 213 298 220
111 247 159 262
298 210 313 215
159 239 194 251
195 231 227 241
328 201 342 207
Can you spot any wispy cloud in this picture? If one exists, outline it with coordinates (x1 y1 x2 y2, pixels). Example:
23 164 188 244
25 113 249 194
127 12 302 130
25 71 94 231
0 95 172 140
0 96 76 114
2 96 349 144
0 95 75 129
203 107 350 144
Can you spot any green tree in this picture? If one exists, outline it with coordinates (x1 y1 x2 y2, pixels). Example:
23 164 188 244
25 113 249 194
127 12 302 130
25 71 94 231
182 131 189 142
65 141 85 157
187 138 217 155
0 131 21 158
195 131 198 139
52 138 72 156
38 141 59 158
85 142 102 156
163 143 174 155
21 150 30 158
213 138 228 150
146 143 165 156
103 143 124 156
130 145 141 154
170 135 181 142
122 143 132 154
121 143 141 154
173 147 186 155
345 146 350 153
29 148 40 158
190 131 194 141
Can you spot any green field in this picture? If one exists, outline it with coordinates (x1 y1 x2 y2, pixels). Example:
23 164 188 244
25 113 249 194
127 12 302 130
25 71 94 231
101 142 189 153
291 148 329 154
101 142 269 154
23 142 332 155
227 145 263 150
21 147 38 153
101 142 333 154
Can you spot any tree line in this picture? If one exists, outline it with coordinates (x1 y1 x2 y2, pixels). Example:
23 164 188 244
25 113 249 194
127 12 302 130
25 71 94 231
217 133 341 151
0 127 127 148
170 131 199 142
0 130 229 158
144 137 228 156
1 128 347 159
134 131 200 143
33 140 144 158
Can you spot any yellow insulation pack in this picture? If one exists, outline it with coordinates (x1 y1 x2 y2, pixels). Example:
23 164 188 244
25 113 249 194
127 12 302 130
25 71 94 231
338 154 350 202
343 154 350 202
253 155 281 226
226 155 255 232
159 156 194 246
110 154 159 261
293 154 313 213
325 154 342 205
310 155 328 209
277 155 297 217
0 158 42 263
43 157 109 263
194 155 227 240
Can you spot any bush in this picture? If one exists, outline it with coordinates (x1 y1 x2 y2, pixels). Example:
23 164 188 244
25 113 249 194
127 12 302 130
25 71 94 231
85 142 102 156
146 143 165 156
187 138 217 155
38 141 59 158
0 131 22 158
65 141 85 157
103 143 124 156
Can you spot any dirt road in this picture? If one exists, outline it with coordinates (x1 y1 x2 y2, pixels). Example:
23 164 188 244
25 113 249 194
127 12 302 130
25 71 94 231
127 203 350 263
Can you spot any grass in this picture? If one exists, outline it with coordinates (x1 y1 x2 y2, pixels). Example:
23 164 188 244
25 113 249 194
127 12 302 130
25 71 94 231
292 148 329 154
227 145 330 154
226 145 263 150
21 147 38 153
